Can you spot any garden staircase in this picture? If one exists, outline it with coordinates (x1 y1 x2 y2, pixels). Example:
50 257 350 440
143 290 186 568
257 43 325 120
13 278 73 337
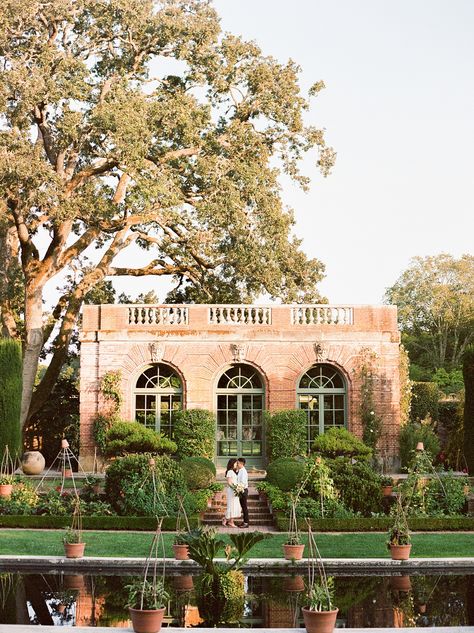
202 485 274 527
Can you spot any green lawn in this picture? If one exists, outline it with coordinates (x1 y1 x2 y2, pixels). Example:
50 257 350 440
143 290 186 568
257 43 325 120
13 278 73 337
1 530 473 558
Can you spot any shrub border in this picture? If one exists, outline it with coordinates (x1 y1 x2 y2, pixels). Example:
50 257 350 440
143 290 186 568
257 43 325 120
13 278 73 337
274 512 474 532
0 514 200 530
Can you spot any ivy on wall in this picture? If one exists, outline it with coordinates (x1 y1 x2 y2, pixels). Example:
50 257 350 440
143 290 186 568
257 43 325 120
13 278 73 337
93 370 123 454
355 347 383 450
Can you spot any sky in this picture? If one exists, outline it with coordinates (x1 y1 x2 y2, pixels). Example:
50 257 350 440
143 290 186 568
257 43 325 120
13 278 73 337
206 0 473 304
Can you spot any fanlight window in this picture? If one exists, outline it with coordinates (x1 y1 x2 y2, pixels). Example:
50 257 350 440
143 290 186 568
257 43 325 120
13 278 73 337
217 364 263 390
298 363 347 452
134 363 182 438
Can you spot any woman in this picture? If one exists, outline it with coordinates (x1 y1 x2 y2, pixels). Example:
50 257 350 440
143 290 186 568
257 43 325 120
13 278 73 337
222 458 240 527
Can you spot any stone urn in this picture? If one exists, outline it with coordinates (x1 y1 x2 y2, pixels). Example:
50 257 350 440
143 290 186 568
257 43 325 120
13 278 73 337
21 451 45 475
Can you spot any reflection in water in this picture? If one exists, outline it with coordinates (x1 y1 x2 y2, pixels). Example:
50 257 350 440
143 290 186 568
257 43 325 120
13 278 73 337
0 572 473 628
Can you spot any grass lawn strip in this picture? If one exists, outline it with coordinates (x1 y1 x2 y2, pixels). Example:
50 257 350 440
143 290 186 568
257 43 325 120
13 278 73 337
0 530 473 558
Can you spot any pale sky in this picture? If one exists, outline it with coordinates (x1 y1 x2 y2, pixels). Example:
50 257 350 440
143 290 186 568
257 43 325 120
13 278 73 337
210 0 474 304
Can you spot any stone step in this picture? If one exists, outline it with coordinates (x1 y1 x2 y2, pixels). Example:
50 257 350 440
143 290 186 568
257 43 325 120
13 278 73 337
203 512 272 521
204 517 274 526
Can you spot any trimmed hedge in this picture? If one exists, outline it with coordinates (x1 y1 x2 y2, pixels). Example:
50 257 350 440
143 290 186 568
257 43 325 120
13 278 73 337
312 427 372 461
104 420 177 456
173 409 215 459
274 512 474 532
463 345 474 474
0 514 200 530
266 457 306 491
411 381 440 421
265 410 307 460
0 338 22 462
181 456 216 490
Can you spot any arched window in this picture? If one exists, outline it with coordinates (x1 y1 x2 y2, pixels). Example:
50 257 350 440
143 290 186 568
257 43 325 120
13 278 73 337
297 364 347 452
216 364 264 466
134 363 182 438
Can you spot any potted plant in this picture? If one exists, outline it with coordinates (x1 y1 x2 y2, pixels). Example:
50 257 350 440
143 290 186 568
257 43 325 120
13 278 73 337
387 495 411 560
381 475 393 496
302 523 338 633
63 499 86 558
172 496 190 560
126 578 169 633
0 446 15 498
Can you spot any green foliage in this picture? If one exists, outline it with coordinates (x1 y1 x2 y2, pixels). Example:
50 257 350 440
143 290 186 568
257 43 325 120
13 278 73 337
432 368 464 394
399 344 412 426
173 410 215 460
307 576 335 612
312 427 372 461
399 418 440 470
93 414 114 454
104 420 177 457
463 344 474 473
125 578 169 610
0 480 39 516
265 409 307 460
387 497 411 546
355 348 383 449
266 458 306 491
180 456 216 490
325 458 383 516
0 339 22 461
105 453 187 516
411 382 440 421
25 369 79 464
424 474 469 516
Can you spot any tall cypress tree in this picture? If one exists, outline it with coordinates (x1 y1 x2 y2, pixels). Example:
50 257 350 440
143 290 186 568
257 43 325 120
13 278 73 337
462 344 474 474
0 338 22 462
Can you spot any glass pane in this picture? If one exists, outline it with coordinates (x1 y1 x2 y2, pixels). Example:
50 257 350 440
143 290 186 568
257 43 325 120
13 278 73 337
228 395 238 410
252 443 262 456
172 395 182 410
241 441 252 455
253 395 263 409
253 427 262 440
242 411 252 426
334 394 344 409
335 410 345 425
145 394 156 408
242 426 253 440
136 395 145 409
217 395 227 410
253 411 262 425
160 399 170 412
242 395 252 410
228 411 237 425
229 441 238 455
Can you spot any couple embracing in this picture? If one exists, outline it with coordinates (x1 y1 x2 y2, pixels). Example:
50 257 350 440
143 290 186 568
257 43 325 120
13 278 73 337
222 457 249 528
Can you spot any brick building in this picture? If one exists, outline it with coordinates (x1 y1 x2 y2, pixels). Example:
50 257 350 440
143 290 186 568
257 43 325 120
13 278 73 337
79 303 401 470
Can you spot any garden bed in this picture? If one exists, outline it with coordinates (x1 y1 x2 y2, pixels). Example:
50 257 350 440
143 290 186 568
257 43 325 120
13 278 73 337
0 514 200 530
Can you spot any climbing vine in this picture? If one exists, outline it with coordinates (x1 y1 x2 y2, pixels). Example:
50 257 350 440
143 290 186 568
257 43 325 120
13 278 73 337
356 348 383 450
93 370 123 453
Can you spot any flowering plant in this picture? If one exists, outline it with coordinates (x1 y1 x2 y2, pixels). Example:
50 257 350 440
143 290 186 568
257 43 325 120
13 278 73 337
232 483 245 496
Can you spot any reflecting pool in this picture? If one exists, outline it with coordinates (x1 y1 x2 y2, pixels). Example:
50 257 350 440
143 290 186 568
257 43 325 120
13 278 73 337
0 571 473 628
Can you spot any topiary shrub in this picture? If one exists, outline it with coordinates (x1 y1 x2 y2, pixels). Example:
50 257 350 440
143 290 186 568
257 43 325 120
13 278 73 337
463 345 474 474
265 409 307 460
266 457 306 491
104 420 177 457
399 418 440 470
411 382 440 422
173 409 215 459
181 456 216 490
0 338 22 462
105 453 187 516
326 457 384 516
312 427 372 461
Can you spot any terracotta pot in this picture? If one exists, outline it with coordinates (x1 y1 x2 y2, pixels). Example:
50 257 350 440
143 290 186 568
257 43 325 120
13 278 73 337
172 544 189 560
302 607 338 633
63 469 73 478
63 574 85 590
390 575 411 591
283 543 305 560
390 544 411 560
64 542 86 558
57 603 66 614
283 575 305 592
21 451 45 475
129 606 165 633
173 574 194 591
0 484 13 498
382 485 393 497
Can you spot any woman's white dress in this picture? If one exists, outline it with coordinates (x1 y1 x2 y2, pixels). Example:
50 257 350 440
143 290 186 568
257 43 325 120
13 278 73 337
225 469 241 520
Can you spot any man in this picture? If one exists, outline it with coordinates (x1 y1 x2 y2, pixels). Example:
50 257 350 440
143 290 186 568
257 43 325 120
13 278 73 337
236 457 249 528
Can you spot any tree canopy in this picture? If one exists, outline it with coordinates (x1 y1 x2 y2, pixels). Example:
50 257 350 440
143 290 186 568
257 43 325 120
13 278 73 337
385 254 474 372
0 0 335 429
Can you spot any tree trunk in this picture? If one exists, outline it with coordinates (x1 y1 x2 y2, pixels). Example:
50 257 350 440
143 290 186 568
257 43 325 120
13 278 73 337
20 283 44 430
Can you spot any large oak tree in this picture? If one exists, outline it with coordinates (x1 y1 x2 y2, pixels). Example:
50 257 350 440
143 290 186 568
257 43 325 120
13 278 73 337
0 0 335 430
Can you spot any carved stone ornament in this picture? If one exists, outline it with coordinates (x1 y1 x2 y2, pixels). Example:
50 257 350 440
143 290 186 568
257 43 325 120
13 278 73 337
230 343 246 363
149 342 164 363
313 341 327 362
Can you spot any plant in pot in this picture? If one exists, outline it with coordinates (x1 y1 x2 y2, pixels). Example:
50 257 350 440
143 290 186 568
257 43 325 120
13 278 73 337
63 498 86 558
381 475 393 496
172 496 191 561
387 495 411 560
0 446 15 498
283 461 318 560
126 519 170 633
302 522 338 633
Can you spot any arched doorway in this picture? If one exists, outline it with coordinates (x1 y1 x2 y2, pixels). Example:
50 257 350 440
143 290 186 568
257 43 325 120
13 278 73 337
216 364 265 468
297 363 347 453
134 363 183 438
